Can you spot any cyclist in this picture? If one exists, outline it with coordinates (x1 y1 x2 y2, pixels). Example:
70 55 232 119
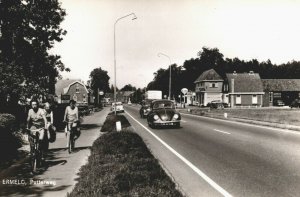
63 100 80 147
44 102 56 142
26 100 48 160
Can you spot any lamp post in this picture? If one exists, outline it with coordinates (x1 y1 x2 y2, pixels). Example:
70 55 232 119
114 13 137 114
157 52 171 100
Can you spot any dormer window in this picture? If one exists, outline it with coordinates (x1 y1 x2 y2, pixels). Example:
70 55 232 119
76 84 80 93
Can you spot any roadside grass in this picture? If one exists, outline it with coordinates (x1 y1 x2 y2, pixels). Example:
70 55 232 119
69 114 183 197
100 113 131 132
186 108 300 126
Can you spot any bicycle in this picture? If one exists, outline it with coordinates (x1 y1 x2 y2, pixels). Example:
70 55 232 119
65 121 80 154
26 128 45 173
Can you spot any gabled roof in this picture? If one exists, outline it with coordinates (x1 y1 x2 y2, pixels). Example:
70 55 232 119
194 69 223 83
262 79 300 91
55 79 88 96
63 81 89 94
55 79 78 96
226 73 264 93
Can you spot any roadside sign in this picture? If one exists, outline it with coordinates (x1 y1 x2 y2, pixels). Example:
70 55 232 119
99 91 104 95
181 88 188 95
164 95 167 99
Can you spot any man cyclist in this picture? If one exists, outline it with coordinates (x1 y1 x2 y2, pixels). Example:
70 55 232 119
63 100 80 147
26 100 48 160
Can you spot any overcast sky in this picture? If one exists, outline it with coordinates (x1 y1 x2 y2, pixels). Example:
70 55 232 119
51 0 300 89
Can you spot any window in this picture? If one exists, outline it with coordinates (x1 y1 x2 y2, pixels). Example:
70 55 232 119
210 82 219 88
236 95 241 104
252 95 257 104
76 84 80 93
269 92 273 103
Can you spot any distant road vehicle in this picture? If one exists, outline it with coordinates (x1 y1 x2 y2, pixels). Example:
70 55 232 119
139 99 153 118
147 99 181 128
111 102 124 113
145 90 162 100
207 100 224 109
274 99 285 106
290 99 300 108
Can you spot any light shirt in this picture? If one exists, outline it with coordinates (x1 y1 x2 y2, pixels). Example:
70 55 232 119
28 108 45 128
65 106 78 123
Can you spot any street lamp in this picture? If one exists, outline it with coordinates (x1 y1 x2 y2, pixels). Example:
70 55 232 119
157 52 171 100
114 13 137 114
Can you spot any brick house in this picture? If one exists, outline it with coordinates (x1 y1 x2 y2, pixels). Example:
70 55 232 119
225 71 264 107
55 79 89 104
194 69 224 106
262 79 300 106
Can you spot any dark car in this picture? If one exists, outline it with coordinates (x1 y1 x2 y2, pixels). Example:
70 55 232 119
207 100 224 109
274 99 285 106
139 99 153 118
147 100 181 128
290 99 300 108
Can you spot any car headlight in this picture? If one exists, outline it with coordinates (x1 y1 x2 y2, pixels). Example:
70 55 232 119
153 115 159 120
173 114 179 120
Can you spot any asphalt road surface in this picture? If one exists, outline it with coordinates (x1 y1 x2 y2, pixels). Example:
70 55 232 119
124 104 300 197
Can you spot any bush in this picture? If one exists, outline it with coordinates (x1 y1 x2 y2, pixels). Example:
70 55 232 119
100 114 131 132
0 113 23 165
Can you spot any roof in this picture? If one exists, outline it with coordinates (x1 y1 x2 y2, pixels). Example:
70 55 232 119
262 79 300 91
194 69 223 83
55 79 88 96
55 79 78 96
226 73 264 93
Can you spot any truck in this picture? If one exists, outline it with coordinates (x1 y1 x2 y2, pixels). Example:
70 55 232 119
145 90 162 100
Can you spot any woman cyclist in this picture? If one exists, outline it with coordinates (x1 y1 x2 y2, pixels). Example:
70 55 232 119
26 100 48 160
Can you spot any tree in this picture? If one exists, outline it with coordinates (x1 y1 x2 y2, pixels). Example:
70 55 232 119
121 84 136 91
0 0 69 106
89 67 110 104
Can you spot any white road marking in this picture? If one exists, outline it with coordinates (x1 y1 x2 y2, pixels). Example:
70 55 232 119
181 112 300 135
125 111 233 197
214 129 231 135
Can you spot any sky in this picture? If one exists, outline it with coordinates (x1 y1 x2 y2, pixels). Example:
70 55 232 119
51 0 300 89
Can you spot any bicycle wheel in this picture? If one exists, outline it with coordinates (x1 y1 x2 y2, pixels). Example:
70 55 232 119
68 131 73 153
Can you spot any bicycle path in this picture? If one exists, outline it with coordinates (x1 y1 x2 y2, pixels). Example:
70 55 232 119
0 107 110 197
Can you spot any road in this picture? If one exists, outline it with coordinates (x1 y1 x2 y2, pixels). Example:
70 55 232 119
0 107 109 197
124 104 300 197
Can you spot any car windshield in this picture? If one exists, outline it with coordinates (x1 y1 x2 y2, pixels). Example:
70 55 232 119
116 102 122 106
152 101 175 109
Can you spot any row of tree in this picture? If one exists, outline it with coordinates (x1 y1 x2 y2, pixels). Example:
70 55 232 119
147 47 300 100
0 0 68 106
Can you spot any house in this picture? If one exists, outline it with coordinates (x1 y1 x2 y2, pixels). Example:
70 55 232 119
225 71 264 107
262 79 300 106
55 79 89 104
194 69 224 106
104 91 134 103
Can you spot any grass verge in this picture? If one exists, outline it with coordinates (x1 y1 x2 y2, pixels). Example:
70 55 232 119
68 114 183 197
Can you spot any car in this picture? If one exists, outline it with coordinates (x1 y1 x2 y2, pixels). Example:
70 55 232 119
139 99 152 118
290 99 300 108
207 100 224 109
147 99 181 128
111 102 124 113
274 99 285 106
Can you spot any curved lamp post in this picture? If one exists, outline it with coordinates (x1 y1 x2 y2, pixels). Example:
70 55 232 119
158 52 172 100
114 13 137 114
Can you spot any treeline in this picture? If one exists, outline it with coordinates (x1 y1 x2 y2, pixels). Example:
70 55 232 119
0 0 68 108
147 47 300 99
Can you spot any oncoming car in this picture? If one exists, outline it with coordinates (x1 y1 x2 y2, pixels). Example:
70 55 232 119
139 99 152 118
147 100 181 128
111 102 124 113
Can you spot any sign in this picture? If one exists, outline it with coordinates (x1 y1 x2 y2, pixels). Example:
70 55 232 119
164 95 167 99
61 95 70 103
99 91 104 95
181 88 188 95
